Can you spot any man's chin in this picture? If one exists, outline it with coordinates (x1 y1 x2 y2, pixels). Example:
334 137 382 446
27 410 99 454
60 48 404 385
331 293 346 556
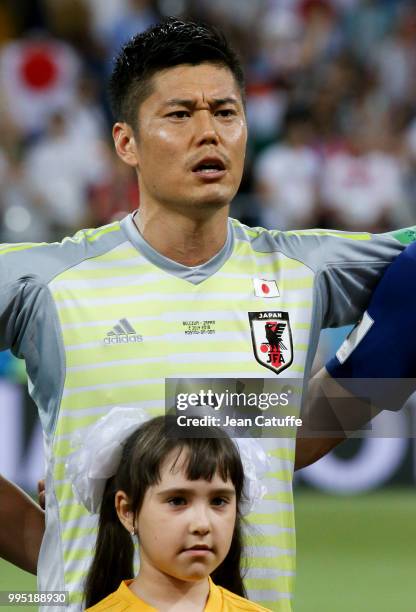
195 197 230 211
191 187 236 210
166 196 230 216
159 186 236 216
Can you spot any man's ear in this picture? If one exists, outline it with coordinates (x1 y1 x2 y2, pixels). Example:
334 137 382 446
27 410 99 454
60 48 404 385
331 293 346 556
115 490 135 533
113 122 139 168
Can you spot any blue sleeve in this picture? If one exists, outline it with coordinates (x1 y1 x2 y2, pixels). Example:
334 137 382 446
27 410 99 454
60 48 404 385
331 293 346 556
326 241 416 378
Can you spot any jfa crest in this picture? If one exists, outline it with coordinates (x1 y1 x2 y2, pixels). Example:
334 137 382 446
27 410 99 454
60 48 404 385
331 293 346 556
249 311 293 375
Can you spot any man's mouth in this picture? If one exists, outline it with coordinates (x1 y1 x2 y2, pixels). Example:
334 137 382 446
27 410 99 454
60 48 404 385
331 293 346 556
192 157 226 175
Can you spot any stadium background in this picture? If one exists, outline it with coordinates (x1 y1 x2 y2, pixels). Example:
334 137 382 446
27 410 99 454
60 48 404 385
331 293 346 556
0 0 415 610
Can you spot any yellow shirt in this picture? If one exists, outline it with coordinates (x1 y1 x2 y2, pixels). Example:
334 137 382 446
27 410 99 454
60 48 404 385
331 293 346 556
86 577 272 611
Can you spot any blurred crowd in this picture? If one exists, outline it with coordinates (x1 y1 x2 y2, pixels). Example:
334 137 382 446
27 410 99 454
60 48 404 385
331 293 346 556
1 0 416 243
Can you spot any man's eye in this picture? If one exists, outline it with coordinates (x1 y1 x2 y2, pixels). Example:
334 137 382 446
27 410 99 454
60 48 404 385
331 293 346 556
168 111 190 119
168 496 187 506
216 109 236 118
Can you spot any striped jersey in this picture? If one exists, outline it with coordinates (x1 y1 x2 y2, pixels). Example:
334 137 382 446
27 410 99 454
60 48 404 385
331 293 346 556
0 215 413 611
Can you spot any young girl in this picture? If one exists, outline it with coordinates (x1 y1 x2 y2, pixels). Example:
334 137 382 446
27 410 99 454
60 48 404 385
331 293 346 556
67 407 270 611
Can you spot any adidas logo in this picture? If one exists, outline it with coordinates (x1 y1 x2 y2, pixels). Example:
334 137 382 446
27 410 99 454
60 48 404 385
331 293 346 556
104 318 143 344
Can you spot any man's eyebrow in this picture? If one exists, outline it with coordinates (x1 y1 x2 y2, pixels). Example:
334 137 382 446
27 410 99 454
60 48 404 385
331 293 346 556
164 97 239 109
211 97 239 107
156 486 236 497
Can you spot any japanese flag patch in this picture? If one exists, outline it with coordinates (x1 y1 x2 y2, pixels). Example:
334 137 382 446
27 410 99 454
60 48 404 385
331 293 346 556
253 279 280 298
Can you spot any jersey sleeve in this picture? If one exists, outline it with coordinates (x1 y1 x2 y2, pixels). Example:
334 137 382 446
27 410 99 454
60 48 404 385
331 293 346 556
0 235 92 355
0 247 51 355
275 226 416 329
0 244 68 434
0 260 30 355
316 229 416 328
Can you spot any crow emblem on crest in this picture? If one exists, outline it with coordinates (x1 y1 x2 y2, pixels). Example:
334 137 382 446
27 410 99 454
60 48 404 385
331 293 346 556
265 322 287 351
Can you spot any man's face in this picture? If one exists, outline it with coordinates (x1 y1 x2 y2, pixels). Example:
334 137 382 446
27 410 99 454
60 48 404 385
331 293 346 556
131 63 247 213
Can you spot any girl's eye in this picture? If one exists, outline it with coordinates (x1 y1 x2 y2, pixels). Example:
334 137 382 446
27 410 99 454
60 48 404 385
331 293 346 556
168 496 187 506
211 497 229 507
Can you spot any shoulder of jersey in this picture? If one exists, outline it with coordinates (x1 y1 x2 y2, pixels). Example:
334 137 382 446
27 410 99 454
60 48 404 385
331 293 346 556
0 220 125 283
231 217 371 245
0 220 123 258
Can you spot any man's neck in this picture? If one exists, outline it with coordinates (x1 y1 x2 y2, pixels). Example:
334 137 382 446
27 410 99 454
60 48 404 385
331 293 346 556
133 206 229 267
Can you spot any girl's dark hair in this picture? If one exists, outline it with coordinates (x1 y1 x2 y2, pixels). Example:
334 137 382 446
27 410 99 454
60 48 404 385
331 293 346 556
84 416 247 607
108 17 245 130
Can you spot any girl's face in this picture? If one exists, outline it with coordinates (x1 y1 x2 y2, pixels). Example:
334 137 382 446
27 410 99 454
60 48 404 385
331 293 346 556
135 448 237 583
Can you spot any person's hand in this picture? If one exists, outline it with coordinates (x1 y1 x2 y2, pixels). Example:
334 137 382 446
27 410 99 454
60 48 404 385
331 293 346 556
37 479 45 510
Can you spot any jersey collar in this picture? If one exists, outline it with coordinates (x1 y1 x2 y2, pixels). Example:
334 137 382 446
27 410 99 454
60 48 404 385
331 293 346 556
120 213 234 285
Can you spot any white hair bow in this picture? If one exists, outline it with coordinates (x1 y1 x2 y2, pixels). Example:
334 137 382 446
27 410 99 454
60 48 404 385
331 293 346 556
66 407 269 515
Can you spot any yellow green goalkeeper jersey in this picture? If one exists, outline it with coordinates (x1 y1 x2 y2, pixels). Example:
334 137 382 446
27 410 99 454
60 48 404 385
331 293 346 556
0 214 414 612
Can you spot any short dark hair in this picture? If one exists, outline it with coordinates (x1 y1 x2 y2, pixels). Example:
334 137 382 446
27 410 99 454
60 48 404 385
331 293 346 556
108 17 245 128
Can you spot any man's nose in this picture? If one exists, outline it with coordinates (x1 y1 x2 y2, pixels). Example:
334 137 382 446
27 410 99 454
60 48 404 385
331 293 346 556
194 110 219 146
